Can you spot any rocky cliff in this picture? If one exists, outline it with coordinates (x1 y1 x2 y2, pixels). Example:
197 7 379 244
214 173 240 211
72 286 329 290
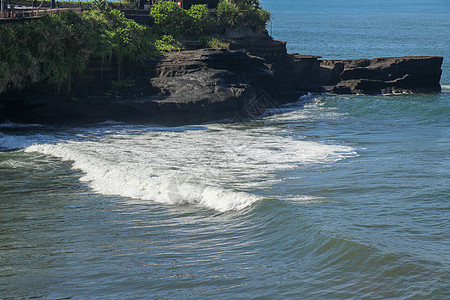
0 35 443 125
0 47 281 125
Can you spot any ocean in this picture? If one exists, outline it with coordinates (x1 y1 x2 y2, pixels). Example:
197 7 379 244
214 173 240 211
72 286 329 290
1 0 449 298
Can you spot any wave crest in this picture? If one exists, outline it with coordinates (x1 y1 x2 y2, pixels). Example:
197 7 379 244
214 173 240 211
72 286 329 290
25 143 260 212
24 124 356 212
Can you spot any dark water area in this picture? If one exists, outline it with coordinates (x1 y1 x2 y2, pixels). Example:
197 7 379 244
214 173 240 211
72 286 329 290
1 0 449 298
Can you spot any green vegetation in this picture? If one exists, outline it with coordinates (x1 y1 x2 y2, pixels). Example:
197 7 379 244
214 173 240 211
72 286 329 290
150 0 270 50
12 0 132 9
150 2 213 37
155 34 181 52
0 0 272 95
85 0 157 64
217 0 271 28
0 3 157 93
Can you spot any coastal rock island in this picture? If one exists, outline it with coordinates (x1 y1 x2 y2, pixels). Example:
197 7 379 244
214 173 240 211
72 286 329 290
293 54 443 95
0 3 443 125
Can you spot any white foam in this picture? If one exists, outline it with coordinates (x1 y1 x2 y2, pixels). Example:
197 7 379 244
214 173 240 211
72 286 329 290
441 84 450 91
266 96 344 123
24 123 357 212
279 195 333 204
25 141 260 212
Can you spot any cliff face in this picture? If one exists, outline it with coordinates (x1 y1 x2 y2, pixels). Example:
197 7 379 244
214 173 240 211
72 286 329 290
0 35 444 125
151 49 271 106
0 48 280 125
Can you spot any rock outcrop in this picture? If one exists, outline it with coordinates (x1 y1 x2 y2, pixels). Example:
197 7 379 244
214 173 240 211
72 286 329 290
291 54 443 94
0 48 280 125
146 48 279 123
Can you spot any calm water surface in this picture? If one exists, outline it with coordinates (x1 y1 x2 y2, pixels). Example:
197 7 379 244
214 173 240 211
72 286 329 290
1 0 449 298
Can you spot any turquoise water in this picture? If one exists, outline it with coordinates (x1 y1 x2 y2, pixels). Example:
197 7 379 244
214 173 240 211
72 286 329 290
1 0 449 298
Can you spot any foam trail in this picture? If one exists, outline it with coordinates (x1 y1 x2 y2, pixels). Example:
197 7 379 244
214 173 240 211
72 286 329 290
299 92 314 100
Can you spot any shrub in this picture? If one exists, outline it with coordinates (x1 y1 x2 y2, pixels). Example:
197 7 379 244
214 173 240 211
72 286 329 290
217 0 240 27
235 0 261 9
0 8 158 94
92 0 112 12
0 24 39 93
150 1 189 37
187 4 213 35
151 2 213 37
86 5 160 60
85 6 158 64
155 34 181 52
246 6 271 27
216 0 271 28
37 11 99 86
0 11 99 91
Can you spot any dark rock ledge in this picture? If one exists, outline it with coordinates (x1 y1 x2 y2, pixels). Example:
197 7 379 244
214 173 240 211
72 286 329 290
292 54 443 95
0 36 443 125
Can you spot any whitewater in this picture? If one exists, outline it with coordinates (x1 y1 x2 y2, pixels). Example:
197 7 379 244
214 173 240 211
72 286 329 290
4 101 357 212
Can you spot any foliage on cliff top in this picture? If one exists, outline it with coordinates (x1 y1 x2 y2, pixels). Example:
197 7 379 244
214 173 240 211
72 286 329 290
150 0 271 36
0 0 273 95
217 0 271 28
150 2 213 37
148 0 269 51
0 6 158 94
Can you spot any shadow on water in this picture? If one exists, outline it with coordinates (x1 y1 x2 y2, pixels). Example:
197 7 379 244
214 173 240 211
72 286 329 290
0 95 314 152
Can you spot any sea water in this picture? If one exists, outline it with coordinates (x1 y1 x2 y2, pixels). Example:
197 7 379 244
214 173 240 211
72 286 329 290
1 0 449 298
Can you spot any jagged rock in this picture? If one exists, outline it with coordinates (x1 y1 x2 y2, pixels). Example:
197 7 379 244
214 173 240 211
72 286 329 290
148 48 277 122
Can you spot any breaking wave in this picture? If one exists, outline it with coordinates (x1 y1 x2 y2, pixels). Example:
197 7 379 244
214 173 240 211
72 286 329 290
24 123 356 211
